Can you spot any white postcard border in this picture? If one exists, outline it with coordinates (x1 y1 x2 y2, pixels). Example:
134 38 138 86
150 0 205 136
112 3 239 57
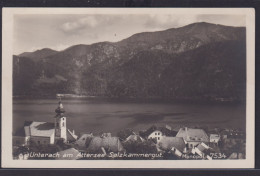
2 8 255 168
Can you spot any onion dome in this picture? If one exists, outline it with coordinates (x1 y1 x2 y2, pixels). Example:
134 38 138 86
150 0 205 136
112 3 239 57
55 101 65 115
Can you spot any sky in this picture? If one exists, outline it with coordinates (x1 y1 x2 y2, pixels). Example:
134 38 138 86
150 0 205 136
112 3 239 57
13 14 246 55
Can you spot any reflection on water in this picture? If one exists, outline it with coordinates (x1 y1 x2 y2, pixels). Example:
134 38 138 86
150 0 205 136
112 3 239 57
13 98 246 135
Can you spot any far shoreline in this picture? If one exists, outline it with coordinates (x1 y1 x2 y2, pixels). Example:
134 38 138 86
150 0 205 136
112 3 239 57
12 94 246 105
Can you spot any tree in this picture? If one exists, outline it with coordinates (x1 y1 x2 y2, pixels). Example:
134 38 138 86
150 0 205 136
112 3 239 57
139 125 157 138
117 129 134 141
56 138 73 150
231 140 245 159
13 146 29 158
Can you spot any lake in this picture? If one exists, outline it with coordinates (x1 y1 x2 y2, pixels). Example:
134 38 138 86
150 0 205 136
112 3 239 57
13 98 246 135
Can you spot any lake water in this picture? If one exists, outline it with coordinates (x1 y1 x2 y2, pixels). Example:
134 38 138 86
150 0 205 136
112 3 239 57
13 98 246 135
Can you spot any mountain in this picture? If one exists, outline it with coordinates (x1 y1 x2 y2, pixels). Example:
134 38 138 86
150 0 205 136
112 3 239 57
19 48 58 60
107 41 245 100
13 22 246 102
116 22 245 54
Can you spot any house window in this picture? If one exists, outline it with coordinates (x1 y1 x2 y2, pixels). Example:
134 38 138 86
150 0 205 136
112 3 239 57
190 144 193 148
155 133 157 135
158 137 160 140
62 122 65 127
158 133 160 135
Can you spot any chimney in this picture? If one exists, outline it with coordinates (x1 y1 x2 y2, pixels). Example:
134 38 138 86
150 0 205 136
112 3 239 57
183 147 187 154
101 147 106 155
185 127 189 140
166 125 172 131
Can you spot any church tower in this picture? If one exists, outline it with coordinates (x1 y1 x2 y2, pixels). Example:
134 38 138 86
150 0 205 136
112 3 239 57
54 100 67 142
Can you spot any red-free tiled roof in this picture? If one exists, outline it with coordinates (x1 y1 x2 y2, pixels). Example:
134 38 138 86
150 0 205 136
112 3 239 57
29 121 55 137
88 136 124 153
158 136 186 152
176 127 209 142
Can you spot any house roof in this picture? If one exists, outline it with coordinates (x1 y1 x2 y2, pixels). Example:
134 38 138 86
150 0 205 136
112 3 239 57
15 120 78 140
56 148 82 160
210 134 220 140
125 134 144 143
148 130 162 136
29 121 55 137
143 126 177 138
196 142 210 153
176 127 209 142
158 137 186 152
197 144 207 152
75 134 93 148
14 121 55 138
67 129 78 141
88 136 124 153
159 127 177 137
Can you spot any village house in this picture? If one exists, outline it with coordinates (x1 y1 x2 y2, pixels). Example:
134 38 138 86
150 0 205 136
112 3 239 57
210 134 221 145
124 133 145 143
158 136 186 158
87 135 124 154
75 133 93 150
176 127 209 149
13 121 55 145
191 142 212 160
148 130 163 142
220 130 229 140
101 133 112 138
13 100 78 146
56 148 82 160
146 125 177 143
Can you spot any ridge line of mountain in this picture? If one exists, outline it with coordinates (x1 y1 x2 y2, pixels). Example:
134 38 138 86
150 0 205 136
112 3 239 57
17 22 245 57
13 22 246 102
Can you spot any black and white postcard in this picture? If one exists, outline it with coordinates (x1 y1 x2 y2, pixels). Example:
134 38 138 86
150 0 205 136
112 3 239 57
2 8 255 168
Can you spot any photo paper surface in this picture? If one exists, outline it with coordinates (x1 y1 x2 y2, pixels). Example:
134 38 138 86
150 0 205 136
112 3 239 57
2 8 255 168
